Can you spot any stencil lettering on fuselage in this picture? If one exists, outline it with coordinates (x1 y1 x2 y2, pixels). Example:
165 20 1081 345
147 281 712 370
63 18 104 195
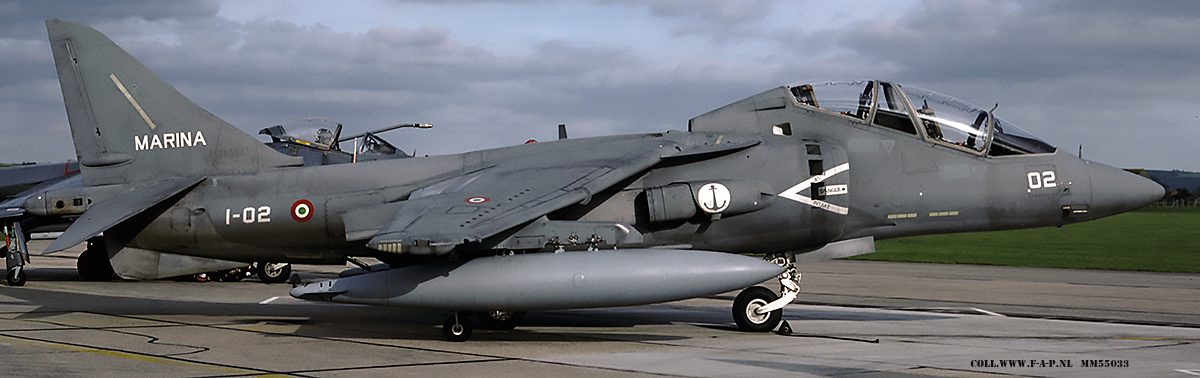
779 163 850 215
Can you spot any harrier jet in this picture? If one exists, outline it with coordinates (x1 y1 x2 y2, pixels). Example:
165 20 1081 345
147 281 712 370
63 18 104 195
15 19 1162 340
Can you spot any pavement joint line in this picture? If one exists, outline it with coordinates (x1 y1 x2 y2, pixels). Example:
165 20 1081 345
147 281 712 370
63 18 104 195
104 327 212 357
0 314 265 332
224 358 519 377
0 332 302 378
95 311 697 377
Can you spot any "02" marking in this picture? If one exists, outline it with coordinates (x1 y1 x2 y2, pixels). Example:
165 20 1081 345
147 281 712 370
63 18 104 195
1027 171 1057 190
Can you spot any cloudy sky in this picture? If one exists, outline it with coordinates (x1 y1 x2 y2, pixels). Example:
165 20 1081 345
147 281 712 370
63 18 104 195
1 1 1197 171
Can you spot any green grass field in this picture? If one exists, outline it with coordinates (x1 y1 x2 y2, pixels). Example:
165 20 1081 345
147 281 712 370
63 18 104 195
849 207 1200 273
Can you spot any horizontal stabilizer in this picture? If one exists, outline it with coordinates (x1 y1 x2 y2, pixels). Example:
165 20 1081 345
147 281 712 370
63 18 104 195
43 177 204 254
0 204 24 220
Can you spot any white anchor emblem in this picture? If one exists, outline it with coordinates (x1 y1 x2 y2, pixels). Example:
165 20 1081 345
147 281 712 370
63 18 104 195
697 183 730 214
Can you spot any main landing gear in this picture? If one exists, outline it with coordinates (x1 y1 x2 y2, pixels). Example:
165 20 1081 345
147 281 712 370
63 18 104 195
440 310 527 341
478 310 526 330
442 312 473 342
254 262 292 283
732 255 799 335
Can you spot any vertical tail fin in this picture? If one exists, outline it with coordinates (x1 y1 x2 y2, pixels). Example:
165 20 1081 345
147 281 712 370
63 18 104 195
45 19 301 186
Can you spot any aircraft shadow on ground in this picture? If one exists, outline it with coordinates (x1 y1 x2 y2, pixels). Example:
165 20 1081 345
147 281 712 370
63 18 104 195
785 307 954 322
4 267 952 343
0 285 696 342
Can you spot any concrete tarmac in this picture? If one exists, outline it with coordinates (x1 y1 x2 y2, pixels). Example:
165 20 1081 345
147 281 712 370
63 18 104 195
2 240 1198 377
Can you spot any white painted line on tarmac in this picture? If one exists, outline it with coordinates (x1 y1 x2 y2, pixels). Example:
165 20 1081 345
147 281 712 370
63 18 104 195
258 296 280 304
971 308 1006 317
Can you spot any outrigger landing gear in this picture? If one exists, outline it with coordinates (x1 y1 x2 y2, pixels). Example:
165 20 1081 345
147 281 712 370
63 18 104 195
732 255 799 335
5 223 29 286
442 312 473 342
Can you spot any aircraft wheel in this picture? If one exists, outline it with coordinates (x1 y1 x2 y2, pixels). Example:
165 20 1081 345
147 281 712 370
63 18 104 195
77 244 114 281
733 286 782 332
478 310 525 330
6 268 26 286
255 262 291 283
442 315 472 342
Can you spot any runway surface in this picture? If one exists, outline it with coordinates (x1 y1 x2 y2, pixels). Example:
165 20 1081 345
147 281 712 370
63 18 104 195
2 240 1197 377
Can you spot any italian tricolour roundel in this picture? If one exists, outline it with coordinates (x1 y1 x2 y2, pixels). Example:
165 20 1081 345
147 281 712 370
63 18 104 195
465 196 489 204
291 199 314 222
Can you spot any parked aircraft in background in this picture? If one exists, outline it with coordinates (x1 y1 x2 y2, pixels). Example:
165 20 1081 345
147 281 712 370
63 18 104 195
7 19 1162 341
259 118 429 166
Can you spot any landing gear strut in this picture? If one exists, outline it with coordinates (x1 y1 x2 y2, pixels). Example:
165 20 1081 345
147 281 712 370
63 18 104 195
442 312 473 342
4 223 29 286
732 255 799 334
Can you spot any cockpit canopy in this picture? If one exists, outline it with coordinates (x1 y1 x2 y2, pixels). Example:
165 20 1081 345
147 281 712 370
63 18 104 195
790 80 1056 156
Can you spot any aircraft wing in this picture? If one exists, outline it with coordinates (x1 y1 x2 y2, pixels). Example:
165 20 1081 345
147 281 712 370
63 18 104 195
356 135 759 255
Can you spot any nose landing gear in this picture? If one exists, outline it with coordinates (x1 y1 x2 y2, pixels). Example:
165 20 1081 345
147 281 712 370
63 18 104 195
732 255 799 335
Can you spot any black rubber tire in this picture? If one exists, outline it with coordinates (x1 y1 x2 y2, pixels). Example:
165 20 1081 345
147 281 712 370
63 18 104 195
77 243 114 281
256 262 291 283
732 286 782 332
6 268 26 286
442 316 472 342
477 310 525 330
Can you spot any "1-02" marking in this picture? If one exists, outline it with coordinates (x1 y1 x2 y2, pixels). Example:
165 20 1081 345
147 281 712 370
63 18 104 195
226 206 270 225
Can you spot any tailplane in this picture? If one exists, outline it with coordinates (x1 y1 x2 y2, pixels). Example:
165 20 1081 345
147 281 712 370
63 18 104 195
45 19 301 186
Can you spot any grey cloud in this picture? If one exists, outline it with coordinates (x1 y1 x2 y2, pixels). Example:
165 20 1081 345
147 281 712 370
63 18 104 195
827 1 1200 83
599 0 775 42
0 0 219 38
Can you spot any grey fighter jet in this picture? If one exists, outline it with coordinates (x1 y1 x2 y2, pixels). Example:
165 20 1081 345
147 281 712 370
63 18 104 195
23 19 1162 341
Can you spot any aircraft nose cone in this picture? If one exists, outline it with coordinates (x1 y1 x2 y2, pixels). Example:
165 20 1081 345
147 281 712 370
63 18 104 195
1087 162 1164 216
